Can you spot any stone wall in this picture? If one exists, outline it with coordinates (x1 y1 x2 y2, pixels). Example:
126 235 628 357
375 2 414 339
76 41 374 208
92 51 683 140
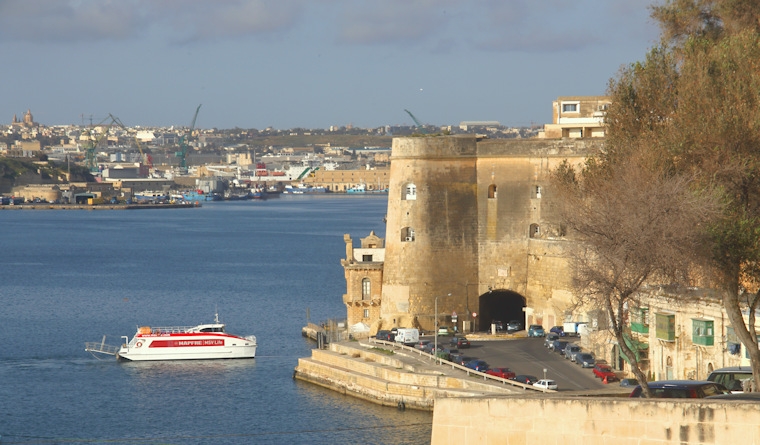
431 395 760 444
379 135 601 332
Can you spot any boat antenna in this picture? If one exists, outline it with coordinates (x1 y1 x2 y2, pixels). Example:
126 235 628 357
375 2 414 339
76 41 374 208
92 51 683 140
214 305 220 324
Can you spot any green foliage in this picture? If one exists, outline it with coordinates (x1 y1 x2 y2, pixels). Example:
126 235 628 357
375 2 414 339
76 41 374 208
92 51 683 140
370 347 394 356
596 0 760 391
0 157 89 183
0 157 38 179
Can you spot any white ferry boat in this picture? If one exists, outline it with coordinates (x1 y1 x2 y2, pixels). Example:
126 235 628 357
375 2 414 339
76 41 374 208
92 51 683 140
85 313 256 361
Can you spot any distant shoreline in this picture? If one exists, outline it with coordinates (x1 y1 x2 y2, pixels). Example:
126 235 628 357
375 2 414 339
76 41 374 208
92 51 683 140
0 203 201 210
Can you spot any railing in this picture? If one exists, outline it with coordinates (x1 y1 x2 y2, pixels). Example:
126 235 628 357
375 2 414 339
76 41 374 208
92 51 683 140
85 341 120 356
367 338 548 392
149 326 194 334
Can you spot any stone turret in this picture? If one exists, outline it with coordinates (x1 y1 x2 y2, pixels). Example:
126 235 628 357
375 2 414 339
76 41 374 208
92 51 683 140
377 135 601 333
381 135 480 331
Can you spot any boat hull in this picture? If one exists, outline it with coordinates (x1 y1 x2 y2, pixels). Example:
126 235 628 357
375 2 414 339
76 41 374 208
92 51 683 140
117 333 256 361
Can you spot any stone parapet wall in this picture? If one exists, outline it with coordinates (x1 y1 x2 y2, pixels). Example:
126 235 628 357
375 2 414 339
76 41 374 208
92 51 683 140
431 395 760 444
294 342 524 411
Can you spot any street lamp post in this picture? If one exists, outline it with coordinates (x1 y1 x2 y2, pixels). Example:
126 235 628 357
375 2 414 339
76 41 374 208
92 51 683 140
434 293 451 365
543 368 548 392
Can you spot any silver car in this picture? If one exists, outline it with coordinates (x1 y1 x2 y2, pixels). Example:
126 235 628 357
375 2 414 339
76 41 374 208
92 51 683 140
564 344 582 362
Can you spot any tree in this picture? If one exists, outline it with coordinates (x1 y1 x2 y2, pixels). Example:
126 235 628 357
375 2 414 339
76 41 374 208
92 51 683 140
552 151 720 397
598 0 760 390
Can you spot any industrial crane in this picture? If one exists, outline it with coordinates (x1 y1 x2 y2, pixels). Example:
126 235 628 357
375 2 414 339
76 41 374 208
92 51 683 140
110 114 153 174
176 104 202 175
81 115 118 172
404 109 426 134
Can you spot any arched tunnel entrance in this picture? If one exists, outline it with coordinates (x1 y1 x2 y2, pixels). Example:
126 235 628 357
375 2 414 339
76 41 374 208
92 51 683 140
478 289 526 332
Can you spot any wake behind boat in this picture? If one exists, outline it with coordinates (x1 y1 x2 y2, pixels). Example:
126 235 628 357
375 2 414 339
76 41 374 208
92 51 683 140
85 313 256 361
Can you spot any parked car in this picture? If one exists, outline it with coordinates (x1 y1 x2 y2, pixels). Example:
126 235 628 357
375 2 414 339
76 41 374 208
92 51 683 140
706 366 753 393
549 326 565 337
465 360 489 372
544 333 559 348
449 337 470 348
629 380 729 398
527 325 545 337
413 340 431 351
485 367 516 379
506 320 523 333
375 330 395 341
492 320 505 332
619 378 639 387
512 375 538 385
564 344 582 361
551 340 569 355
438 326 452 336
576 353 596 368
533 379 558 390
451 355 474 366
592 364 618 381
435 349 451 361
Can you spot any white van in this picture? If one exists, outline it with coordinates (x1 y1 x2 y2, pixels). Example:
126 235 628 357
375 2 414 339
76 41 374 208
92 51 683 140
394 328 420 346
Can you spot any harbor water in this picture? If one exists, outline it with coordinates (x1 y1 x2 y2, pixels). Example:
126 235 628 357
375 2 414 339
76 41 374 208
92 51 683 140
0 195 433 444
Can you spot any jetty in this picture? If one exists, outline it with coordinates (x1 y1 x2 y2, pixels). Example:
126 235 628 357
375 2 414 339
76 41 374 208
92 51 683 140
294 339 537 411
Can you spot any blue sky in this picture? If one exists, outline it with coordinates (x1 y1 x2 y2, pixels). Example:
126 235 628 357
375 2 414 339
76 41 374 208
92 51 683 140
0 0 660 130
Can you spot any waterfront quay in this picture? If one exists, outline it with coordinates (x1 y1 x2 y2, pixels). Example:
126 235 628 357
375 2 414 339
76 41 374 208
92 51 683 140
0 202 200 210
298 337 759 444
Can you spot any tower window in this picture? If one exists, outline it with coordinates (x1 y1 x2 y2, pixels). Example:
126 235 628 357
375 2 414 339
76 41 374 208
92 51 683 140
362 278 371 300
488 184 497 199
403 183 417 200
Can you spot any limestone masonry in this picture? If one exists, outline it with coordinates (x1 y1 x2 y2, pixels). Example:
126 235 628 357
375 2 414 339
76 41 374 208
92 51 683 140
345 135 603 335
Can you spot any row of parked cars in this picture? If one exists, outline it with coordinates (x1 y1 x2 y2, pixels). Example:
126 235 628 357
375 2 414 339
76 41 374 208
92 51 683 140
542 327 754 397
410 334 557 390
543 331 619 383
628 367 757 399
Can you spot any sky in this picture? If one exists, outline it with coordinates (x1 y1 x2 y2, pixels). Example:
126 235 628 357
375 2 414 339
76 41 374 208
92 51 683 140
0 0 661 130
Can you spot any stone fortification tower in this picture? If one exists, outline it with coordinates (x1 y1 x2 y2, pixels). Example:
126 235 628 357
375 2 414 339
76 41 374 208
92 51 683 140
381 136 480 331
379 135 601 333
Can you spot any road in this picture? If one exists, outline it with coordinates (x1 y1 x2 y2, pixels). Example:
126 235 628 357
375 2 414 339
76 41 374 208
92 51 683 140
429 334 612 392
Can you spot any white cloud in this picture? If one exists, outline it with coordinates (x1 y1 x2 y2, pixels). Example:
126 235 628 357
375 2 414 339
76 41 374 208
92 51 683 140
0 0 305 43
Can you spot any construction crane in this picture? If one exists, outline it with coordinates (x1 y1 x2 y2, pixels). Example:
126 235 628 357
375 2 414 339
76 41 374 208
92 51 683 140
176 104 202 175
110 114 153 174
404 109 426 134
81 115 118 172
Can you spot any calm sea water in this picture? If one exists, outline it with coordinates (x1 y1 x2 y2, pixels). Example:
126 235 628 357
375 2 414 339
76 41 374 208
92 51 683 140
0 196 433 445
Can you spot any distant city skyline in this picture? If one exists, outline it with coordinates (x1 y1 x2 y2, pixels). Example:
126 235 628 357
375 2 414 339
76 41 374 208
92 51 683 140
1 1 660 130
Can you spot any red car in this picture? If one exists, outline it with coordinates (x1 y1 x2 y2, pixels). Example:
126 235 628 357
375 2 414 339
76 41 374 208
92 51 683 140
592 364 618 381
485 367 516 379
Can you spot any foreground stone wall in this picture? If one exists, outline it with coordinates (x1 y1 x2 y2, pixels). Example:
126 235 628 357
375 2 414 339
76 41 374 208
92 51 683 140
431 395 760 444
